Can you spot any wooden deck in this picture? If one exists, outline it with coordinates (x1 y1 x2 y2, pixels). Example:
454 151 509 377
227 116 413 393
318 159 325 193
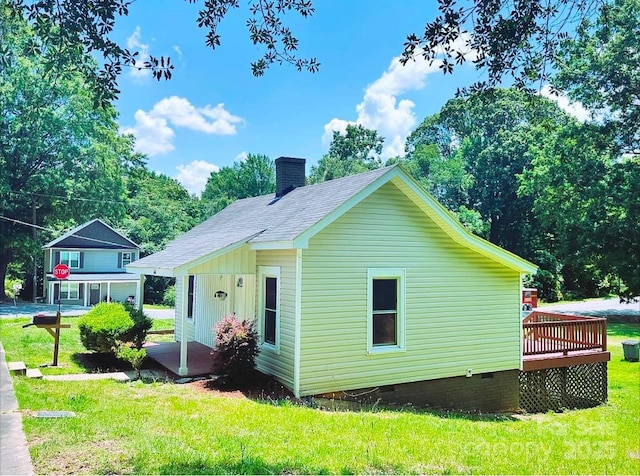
144 341 215 377
522 311 610 371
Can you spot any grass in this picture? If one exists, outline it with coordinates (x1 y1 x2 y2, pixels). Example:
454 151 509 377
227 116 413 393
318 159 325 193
0 317 175 375
2 321 639 474
144 304 174 310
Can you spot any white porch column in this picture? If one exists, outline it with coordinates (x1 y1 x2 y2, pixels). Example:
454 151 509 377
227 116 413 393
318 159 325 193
178 275 189 376
107 282 111 302
83 283 88 307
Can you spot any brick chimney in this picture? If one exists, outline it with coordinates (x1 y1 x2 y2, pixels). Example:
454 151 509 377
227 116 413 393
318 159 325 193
275 157 306 197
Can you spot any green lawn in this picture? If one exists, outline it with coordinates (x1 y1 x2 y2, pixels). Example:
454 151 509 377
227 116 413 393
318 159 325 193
2 319 639 474
0 317 174 375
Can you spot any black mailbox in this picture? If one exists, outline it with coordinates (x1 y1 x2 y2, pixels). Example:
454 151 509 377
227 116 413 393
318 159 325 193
33 314 58 325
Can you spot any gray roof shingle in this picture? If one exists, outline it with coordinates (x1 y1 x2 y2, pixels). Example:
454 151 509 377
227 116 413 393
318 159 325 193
129 166 394 271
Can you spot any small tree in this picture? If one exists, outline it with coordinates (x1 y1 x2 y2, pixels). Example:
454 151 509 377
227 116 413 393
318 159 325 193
211 315 260 383
116 343 147 380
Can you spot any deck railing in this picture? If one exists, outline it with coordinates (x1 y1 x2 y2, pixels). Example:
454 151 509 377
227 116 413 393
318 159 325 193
522 311 607 356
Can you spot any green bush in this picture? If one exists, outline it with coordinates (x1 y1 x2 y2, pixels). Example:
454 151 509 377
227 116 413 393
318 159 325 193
78 303 134 353
211 314 260 384
162 285 176 307
124 303 153 349
116 343 147 379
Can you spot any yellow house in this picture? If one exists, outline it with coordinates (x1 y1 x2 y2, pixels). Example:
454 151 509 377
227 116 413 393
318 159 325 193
128 157 537 411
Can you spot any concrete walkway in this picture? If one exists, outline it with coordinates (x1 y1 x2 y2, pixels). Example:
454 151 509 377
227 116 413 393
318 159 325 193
0 342 34 476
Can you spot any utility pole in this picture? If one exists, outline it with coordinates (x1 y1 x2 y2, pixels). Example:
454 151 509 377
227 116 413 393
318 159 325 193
32 197 37 303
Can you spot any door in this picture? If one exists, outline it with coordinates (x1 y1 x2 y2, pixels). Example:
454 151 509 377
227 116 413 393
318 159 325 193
89 284 101 305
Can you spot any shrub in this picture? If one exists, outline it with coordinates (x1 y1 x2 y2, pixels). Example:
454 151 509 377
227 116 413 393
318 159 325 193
162 285 176 307
211 314 260 383
78 303 134 353
116 343 147 379
124 303 153 349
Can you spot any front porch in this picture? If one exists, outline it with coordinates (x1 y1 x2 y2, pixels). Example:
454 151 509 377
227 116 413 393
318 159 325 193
144 341 215 377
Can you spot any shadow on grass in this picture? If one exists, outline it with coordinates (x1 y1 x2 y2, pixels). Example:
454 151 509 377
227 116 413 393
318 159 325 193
70 351 165 375
155 456 404 475
607 322 640 338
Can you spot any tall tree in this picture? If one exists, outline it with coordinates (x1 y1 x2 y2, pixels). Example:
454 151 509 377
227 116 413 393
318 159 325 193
0 7 136 299
119 168 204 303
552 0 640 152
201 153 275 215
405 89 570 257
309 124 384 183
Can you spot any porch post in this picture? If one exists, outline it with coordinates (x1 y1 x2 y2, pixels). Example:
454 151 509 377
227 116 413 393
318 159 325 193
178 275 189 376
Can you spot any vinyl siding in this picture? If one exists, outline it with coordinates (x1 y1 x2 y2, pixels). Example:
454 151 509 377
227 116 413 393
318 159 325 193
255 249 297 390
175 246 256 345
48 248 138 273
299 181 521 396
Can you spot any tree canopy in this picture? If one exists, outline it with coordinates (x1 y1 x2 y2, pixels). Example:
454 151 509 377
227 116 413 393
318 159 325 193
0 7 138 299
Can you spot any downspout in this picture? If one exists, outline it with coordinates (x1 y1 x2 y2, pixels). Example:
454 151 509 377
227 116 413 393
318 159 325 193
178 274 189 376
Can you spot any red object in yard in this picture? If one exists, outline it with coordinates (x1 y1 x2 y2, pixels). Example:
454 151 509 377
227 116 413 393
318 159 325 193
522 288 538 311
52 263 70 280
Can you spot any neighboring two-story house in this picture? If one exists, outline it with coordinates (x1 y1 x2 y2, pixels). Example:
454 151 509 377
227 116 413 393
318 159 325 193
43 219 143 308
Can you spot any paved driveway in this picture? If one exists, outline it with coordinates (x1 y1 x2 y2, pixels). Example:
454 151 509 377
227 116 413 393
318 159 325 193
542 297 640 319
0 302 174 320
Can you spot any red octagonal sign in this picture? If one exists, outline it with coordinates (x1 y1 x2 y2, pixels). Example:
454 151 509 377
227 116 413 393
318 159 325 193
52 263 71 280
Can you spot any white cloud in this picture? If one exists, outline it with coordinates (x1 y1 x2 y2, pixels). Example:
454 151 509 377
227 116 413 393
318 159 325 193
235 151 249 162
323 36 476 160
175 160 220 196
127 27 151 80
173 45 183 60
540 85 591 122
121 110 175 156
123 96 245 156
323 53 442 159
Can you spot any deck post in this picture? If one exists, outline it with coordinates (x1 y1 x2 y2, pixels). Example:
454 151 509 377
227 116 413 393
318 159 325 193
178 275 189 376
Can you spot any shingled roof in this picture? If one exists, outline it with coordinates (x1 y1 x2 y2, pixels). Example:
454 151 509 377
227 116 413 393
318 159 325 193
127 164 537 276
127 166 393 273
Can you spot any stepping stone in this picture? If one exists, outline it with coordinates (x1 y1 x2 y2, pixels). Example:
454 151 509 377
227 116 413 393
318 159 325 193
175 377 192 384
35 411 76 418
26 368 43 379
7 362 27 376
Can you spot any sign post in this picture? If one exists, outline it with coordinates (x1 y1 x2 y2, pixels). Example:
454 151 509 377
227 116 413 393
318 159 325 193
51 263 71 366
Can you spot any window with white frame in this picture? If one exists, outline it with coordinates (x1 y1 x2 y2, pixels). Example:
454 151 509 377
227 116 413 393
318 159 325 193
60 282 79 300
121 252 133 267
368 269 405 353
60 251 80 269
259 266 280 350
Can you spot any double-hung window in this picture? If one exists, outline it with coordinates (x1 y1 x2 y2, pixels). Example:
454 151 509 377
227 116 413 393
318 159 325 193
60 282 79 300
368 269 405 353
259 266 280 350
60 251 80 269
121 252 133 267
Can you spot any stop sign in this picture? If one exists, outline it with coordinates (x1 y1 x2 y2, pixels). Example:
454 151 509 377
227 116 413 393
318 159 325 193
52 263 71 280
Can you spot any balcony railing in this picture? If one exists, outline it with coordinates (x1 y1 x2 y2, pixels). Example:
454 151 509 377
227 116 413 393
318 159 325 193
523 311 607 356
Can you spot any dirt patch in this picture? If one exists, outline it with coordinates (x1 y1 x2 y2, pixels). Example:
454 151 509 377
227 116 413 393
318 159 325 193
188 371 296 402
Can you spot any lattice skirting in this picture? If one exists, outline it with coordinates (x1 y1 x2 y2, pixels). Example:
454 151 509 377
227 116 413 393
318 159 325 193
519 362 608 413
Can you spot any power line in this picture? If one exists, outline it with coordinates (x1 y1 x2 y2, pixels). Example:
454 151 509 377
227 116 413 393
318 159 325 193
0 215 135 248
9 190 128 206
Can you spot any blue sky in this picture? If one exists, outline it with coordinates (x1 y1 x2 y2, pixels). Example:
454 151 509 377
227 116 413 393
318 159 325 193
112 1 585 195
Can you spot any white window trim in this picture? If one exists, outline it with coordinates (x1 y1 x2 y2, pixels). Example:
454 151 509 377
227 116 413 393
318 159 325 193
367 268 406 355
60 282 79 300
61 251 80 269
122 252 132 267
258 266 281 353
